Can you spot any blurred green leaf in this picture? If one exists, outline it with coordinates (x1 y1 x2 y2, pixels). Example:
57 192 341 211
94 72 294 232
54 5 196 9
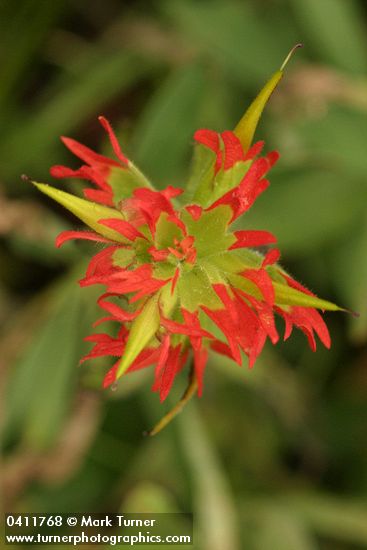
332 215 367 342
297 105 367 177
178 404 240 550
243 504 316 550
242 492 367 547
163 0 297 85
132 63 205 186
211 348 307 430
0 50 158 183
31 459 118 513
285 493 367 546
122 481 180 513
242 168 367 255
4 276 82 449
0 0 65 108
196 75 234 131
290 0 367 74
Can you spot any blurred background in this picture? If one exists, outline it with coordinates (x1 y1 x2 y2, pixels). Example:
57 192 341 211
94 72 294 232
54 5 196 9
1 1 367 549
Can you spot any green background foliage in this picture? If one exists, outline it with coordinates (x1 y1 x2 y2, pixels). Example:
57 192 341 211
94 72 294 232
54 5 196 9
1 1 367 548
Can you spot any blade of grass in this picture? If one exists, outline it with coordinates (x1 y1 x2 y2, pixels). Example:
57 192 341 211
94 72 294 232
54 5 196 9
177 403 240 550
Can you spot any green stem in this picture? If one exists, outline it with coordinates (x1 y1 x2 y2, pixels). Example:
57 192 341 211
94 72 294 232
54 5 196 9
145 366 198 436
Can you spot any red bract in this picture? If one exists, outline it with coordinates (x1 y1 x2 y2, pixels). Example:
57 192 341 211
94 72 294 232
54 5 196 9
51 116 151 208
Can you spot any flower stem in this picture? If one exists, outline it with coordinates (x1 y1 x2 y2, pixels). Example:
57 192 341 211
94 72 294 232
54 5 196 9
145 367 198 436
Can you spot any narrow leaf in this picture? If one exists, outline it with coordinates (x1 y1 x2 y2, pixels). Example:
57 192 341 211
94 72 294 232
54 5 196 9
234 45 302 152
116 294 161 379
234 70 283 152
33 182 129 243
273 280 344 311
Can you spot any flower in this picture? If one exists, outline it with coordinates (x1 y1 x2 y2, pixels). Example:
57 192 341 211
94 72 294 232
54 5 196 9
33 48 343 433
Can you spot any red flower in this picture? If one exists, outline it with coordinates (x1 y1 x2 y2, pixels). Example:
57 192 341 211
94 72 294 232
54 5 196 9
34 48 343 433
47 119 338 400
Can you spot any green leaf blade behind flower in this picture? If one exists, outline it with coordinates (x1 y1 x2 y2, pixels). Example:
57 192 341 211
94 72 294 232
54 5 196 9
33 182 129 243
132 63 205 187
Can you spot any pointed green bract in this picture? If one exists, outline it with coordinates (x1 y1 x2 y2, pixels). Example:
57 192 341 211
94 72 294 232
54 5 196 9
193 158 252 209
116 293 161 379
159 283 179 318
234 70 283 153
273 281 345 311
185 143 216 203
227 268 343 311
108 163 152 207
234 44 303 152
33 182 129 243
209 159 251 205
